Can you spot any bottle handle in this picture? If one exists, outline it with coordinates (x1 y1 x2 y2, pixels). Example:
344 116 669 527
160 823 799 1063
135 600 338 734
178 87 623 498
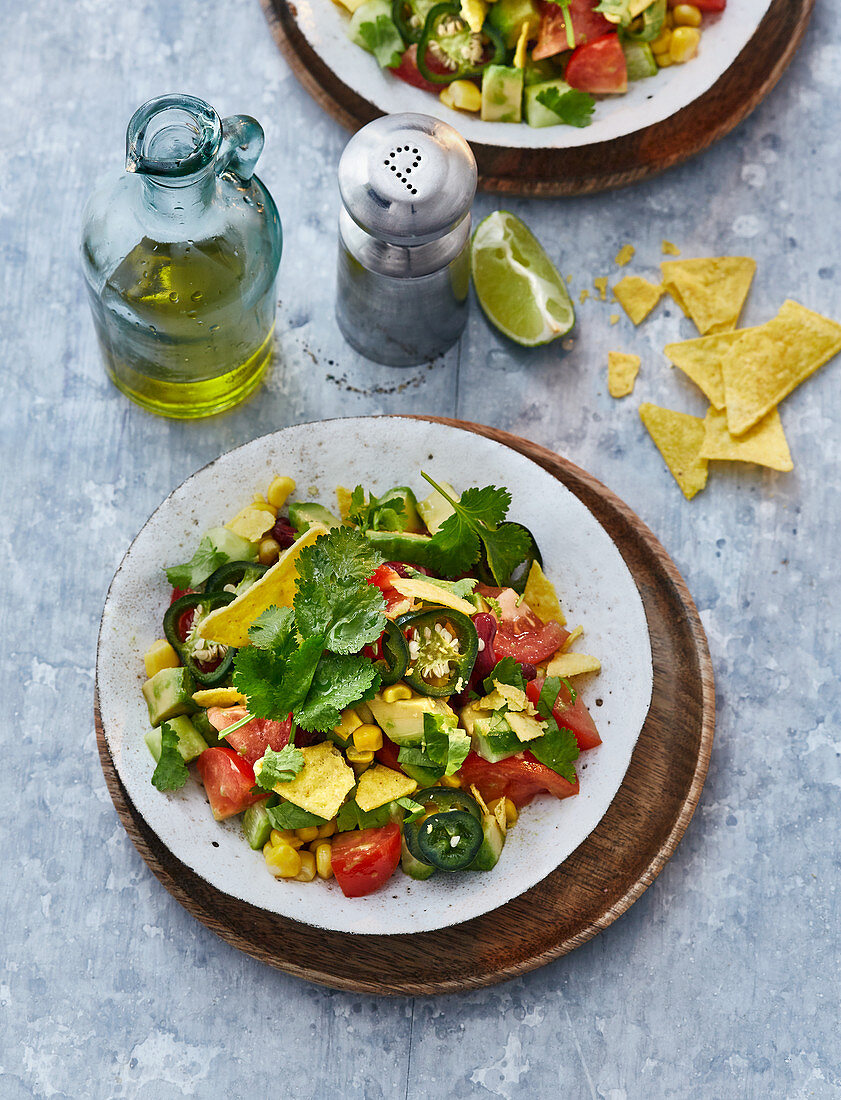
217 115 265 182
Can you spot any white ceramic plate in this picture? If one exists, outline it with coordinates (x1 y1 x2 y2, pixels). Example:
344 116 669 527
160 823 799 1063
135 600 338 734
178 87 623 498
291 0 771 148
97 418 653 934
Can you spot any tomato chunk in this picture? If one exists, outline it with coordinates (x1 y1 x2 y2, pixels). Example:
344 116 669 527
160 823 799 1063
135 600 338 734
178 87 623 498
331 823 402 898
565 33 628 94
196 747 264 821
207 706 292 766
533 0 614 60
458 751 579 808
368 563 411 617
389 44 451 94
526 679 601 752
478 586 569 663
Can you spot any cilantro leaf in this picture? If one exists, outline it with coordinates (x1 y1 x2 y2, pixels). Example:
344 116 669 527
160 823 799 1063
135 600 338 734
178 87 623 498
255 745 305 789
422 712 471 776
529 675 579 782
267 803 327 830
247 605 296 650
151 724 189 791
336 797 392 831
483 657 527 695
422 474 533 586
165 535 227 590
394 795 425 822
295 652 381 731
232 633 324 720
397 743 443 781
535 87 595 129
358 14 404 68
347 486 406 534
297 526 383 586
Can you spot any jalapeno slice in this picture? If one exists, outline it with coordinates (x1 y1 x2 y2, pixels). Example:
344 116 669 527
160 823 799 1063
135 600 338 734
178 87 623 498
402 787 483 868
397 606 479 697
163 591 236 687
371 621 410 686
417 2 505 84
417 810 484 871
204 560 268 594
392 0 436 43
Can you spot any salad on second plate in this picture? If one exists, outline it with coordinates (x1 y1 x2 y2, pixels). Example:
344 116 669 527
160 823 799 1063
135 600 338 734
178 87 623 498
140 472 604 898
341 0 726 128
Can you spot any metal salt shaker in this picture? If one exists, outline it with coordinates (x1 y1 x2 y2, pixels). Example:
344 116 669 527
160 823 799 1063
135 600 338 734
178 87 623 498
336 113 477 367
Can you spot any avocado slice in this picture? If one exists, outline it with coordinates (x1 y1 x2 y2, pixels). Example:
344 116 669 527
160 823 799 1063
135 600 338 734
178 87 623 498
524 78 576 128
487 0 540 48
142 667 198 728
367 695 456 746
468 813 506 871
622 39 657 80
401 837 436 880
288 501 341 533
416 482 458 536
144 714 208 763
481 65 525 124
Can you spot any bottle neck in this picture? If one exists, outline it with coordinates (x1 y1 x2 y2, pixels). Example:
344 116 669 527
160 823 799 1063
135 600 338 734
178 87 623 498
140 165 216 222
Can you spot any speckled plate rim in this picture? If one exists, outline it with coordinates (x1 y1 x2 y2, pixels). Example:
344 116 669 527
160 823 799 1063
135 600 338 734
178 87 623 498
95 416 652 936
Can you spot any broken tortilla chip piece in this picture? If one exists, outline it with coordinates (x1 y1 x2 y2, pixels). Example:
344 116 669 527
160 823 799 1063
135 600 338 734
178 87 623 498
639 403 709 500
722 299 841 436
663 330 751 409
608 351 641 398
594 276 609 301
662 240 681 256
660 257 756 335
700 406 793 472
615 244 635 267
614 276 664 325
522 561 566 625
545 652 601 678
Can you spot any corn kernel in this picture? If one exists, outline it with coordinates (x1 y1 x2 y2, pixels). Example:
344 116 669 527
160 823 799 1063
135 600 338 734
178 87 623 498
252 499 278 518
439 774 462 789
353 724 383 752
651 26 672 53
670 25 700 63
270 828 291 847
346 746 375 765
264 843 302 878
503 797 519 827
258 537 281 565
656 52 674 67
317 819 337 839
382 683 413 703
295 851 317 882
352 759 372 776
439 80 482 114
332 708 363 746
296 825 320 843
315 842 333 879
267 476 296 510
144 639 180 678
672 4 701 27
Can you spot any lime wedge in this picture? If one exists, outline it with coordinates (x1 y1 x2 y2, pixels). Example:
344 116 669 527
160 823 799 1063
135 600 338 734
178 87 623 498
471 211 575 347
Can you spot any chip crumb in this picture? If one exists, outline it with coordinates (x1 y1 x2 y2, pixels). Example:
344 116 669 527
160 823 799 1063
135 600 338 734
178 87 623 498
609 313 620 326
579 288 590 304
615 244 635 267
614 276 664 326
662 240 681 256
594 276 609 301
639 403 709 499
566 274 573 285
608 351 641 398
700 406 794 472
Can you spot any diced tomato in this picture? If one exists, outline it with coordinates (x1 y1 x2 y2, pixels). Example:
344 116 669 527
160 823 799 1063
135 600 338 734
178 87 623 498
565 33 627 94
169 586 195 604
458 751 580 808
478 586 569 663
331 823 402 898
390 44 452 94
196 747 265 821
368 563 411 616
533 0 614 60
376 737 403 772
207 706 292 766
669 0 724 9
525 679 601 752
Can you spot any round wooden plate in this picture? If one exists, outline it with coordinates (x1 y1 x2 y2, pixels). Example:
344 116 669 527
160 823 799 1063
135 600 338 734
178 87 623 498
95 417 714 995
260 0 812 195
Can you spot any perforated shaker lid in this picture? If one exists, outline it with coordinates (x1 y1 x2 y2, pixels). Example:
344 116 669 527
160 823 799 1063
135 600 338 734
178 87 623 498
338 113 477 247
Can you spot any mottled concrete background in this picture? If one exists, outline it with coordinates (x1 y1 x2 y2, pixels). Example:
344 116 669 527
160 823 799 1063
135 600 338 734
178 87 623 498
1 1 839 1097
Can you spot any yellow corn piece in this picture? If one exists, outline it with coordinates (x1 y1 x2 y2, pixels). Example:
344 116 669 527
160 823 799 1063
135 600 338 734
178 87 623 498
264 843 302 878
258 537 281 565
439 775 462 789
315 842 333 879
295 851 317 882
672 4 702 27
513 22 529 69
353 724 383 752
144 639 179 678
295 825 320 843
346 746 375 765
651 26 672 53
267 476 295 510
459 0 487 33
439 80 482 114
317 819 337 839
382 683 413 703
656 52 674 67
503 798 518 827
670 26 700 63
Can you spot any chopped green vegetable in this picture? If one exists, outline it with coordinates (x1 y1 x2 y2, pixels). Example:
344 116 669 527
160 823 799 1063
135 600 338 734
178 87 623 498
347 486 406 533
267 803 327 830
422 712 471 776
255 745 305 789
295 652 382 732
535 87 595 129
530 676 579 782
358 13 404 68
165 535 227 590
151 723 189 791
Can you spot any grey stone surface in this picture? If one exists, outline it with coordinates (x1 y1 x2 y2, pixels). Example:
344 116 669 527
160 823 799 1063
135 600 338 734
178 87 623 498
1 1 839 1097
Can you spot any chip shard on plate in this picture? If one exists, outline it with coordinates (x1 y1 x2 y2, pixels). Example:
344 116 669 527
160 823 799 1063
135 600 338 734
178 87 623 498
269 741 356 820
355 764 418 813
700 407 793 472
660 257 756 335
615 244 635 267
663 330 752 410
608 351 641 398
722 300 841 436
522 561 566 625
545 652 601 678
614 276 664 326
639 403 709 500
662 240 681 256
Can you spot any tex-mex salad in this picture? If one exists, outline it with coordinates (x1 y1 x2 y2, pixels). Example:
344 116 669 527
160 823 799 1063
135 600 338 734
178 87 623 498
140 473 603 898
340 0 726 128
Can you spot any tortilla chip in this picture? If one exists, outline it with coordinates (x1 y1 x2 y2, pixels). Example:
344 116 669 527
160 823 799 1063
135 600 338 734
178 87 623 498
660 257 756 335
663 330 751 409
199 525 327 647
614 276 664 325
700 406 793 472
722 300 841 436
608 351 641 398
390 576 476 617
192 688 247 708
545 652 601 678
615 244 635 267
262 741 355 820
662 240 681 256
594 276 609 301
639 403 709 500
662 279 691 318
522 561 566 625
609 314 620 326
336 485 353 520
355 765 418 812
226 504 276 542
561 625 583 651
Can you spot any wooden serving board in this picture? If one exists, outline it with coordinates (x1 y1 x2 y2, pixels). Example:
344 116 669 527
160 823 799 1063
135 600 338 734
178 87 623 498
95 418 714 995
260 0 813 195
